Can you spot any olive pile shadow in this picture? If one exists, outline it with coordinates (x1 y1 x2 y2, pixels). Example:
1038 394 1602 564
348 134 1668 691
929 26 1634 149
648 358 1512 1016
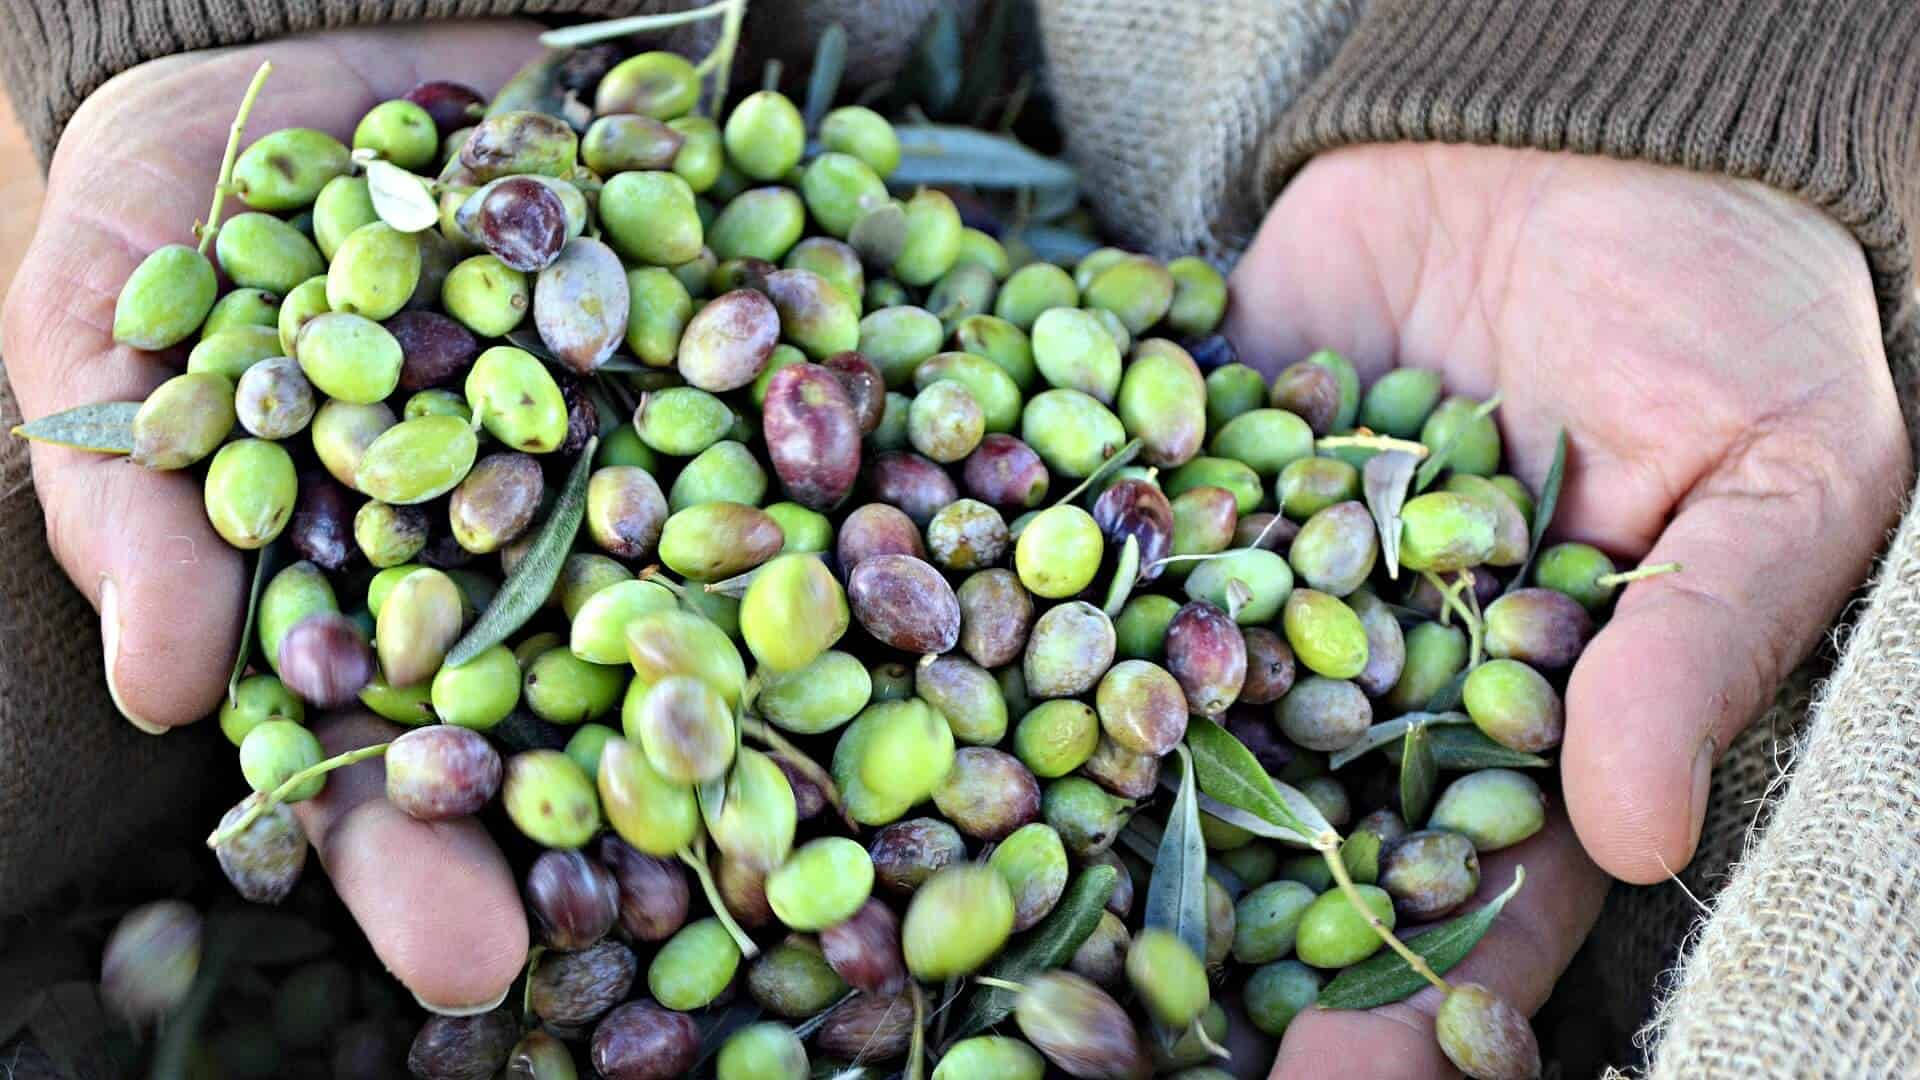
95 43 1619 1080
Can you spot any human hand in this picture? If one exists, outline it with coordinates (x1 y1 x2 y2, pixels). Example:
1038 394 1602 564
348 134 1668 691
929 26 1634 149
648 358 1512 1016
0 23 550 1012
1226 143 1909 1076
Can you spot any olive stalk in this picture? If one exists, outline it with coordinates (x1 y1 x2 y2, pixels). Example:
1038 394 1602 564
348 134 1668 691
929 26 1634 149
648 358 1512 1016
520 945 546 1023
738 715 852 825
537 0 740 48
905 982 928 1080
1318 432 1430 458
677 839 760 959
1424 569 1485 666
1052 437 1144 507
972 975 1026 995
1314 833 1450 994
695 0 751 117
196 61 274 254
205 741 392 847
1596 561 1683 587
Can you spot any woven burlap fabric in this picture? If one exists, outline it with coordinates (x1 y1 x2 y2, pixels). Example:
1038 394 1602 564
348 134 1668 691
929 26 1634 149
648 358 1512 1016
2 1 1916 1074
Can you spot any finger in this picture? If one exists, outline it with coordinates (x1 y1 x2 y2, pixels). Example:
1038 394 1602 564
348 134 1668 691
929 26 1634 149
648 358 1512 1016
1562 401 1908 883
1272 806 1606 1079
294 714 528 1012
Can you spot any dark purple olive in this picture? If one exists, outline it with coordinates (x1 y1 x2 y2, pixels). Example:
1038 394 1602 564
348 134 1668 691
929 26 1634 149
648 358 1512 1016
407 1010 518 1080
820 899 907 995
1234 511 1298 552
289 473 355 572
212 795 308 904
449 452 544 554
404 81 487 136
386 310 480 392
837 502 925 573
815 991 914 1063
679 289 779 392
1184 333 1238 372
870 817 967 895
559 371 600 457
385 725 502 820
1164 601 1246 717
1226 708 1295 774
526 850 621 951
955 568 1035 669
773 755 828 820
591 1002 699 1080
467 177 567 272
528 938 637 1027
963 433 1050 510
763 363 861 510
276 612 375 708
599 836 690 942
865 451 958 525
1092 477 1173 582
824 350 886 434
848 554 961 654
1239 627 1297 705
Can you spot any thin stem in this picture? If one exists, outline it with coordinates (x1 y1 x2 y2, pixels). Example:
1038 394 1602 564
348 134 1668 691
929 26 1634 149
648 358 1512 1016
793 989 859 1039
740 716 853 827
1192 1017 1231 1060
538 1 738 48
697 0 750 118
905 982 928 1080
520 946 546 1023
1053 437 1144 507
1461 570 1485 668
206 741 390 847
1421 570 1465 629
197 62 274 254
1317 433 1430 458
973 975 1025 995
1316 834 1449 994
678 842 760 959
1596 561 1683 587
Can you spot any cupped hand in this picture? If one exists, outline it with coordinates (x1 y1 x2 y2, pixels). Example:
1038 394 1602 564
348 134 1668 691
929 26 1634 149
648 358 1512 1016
1227 143 1909 1076
0 23 550 1012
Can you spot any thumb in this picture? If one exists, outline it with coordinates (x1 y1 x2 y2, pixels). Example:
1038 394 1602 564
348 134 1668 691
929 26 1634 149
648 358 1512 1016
1561 418 1908 883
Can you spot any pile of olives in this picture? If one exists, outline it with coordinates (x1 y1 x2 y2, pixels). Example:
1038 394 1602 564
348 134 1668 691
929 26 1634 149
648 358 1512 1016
66 29 1657 1080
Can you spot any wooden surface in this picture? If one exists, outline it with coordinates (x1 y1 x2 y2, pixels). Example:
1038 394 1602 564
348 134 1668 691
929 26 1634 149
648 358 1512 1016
0 96 44 305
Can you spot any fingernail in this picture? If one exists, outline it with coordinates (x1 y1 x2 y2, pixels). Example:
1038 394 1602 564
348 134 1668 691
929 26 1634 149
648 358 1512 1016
413 984 511 1017
100 575 166 735
1688 736 1716 849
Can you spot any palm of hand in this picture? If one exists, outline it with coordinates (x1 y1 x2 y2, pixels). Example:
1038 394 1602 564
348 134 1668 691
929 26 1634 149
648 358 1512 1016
1231 145 1906 1076
2 24 549 1010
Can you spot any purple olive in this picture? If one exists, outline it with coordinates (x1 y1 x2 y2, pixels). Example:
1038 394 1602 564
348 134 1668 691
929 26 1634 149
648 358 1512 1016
465 177 567 272
599 836 690 943
289 473 356 572
386 310 480 392
591 1002 699 1080
276 612 375 708
820 899 907 995
963 433 1050 509
1092 477 1174 582
385 725 502 820
848 554 961 654
837 502 925 573
865 451 959 526
763 363 861 510
404 81 487 136
1164 601 1246 717
525 849 621 951
824 350 886 434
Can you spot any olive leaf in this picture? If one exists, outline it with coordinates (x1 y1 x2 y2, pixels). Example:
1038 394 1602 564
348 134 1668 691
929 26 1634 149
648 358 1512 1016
1317 868 1526 1009
483 50 570 119
10 401 139 454
1399 720 1438 825
446 437 595 665
899 5 963 117
1054 437 1142 506
1328 712 1469 770
365 159 439 233
803 24 848 131
1143 747 1209 959
1503 428 1568 595
1363 450 1417 579
1425 669 1471 713
1119 817 1245 897
228 540 283 704
1414 395 1503 492
890 125 1078 192
1103 534 1140 616
951 864 1117 1038
1006 225 1101 265
1426 726 1551 770
1185 716 1330 846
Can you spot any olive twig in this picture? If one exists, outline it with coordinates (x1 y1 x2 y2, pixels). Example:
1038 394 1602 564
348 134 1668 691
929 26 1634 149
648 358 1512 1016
1596 561 1683 587
196 61 274 254
677 839 760 959
1317 432 1430 458
1315 833 1449 994
205 740 391 847
537 0 738 48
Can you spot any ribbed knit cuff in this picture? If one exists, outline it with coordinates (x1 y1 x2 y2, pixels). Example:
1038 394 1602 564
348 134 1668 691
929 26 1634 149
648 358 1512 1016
1266 0 1920 378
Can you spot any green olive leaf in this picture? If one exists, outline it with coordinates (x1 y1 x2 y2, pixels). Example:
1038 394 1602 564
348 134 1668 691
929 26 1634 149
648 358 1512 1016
1103 534 1140 616
1399 720 1438 825
1363 450 1417 579
890 125 1077 192
1119 817 1245 897
1425 669 1471 713
1414 394 1503 492
1317 868 1526 1010
1143 747 1208 959
803 23 848 131
445 437 595 666
900 6 963 117
1006 225 1100 266
482 50 570 119
1328 712 1469 770
1426 725 1551 770
228 540 284 704
1504 428 1568 595
10 401 140 454
1185 716 1329 846
951 864 1117 1038
1054 436 1142 506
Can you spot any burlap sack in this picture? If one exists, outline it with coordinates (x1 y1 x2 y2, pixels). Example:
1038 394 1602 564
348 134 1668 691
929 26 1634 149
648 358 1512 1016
0 0 1895 1074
